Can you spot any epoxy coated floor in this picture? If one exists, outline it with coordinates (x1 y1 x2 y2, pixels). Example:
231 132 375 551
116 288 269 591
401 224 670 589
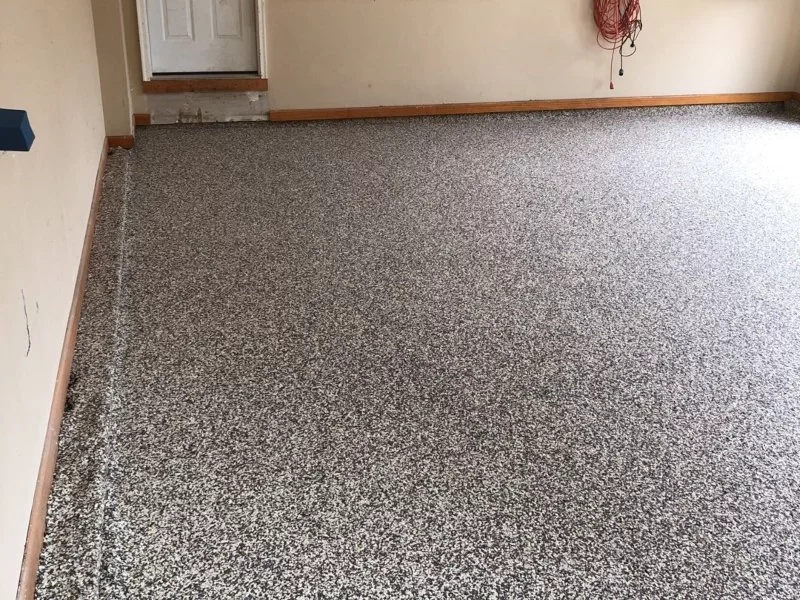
37 105 800 599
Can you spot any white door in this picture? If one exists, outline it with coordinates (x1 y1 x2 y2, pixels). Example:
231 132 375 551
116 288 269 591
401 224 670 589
146 0 258 74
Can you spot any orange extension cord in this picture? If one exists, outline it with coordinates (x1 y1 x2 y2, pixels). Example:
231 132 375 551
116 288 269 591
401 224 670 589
594 0 643 90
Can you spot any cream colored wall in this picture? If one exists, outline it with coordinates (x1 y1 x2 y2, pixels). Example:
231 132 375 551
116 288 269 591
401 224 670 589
0 1 105 598
122 0 800 113
267 0 800 110
123 0 148 114
93 0 134 136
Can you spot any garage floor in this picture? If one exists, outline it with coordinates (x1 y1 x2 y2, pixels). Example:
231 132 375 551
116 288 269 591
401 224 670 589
37 104 800 599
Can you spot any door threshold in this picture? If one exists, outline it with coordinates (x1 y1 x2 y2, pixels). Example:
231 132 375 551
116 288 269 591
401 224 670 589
143 77 268 94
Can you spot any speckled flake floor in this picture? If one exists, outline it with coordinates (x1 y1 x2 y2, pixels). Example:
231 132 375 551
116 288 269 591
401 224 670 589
37 105 800 599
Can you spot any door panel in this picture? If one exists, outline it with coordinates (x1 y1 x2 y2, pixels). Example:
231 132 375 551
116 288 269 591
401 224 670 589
212 1 243 39
162 0 193 39
146 0 258 74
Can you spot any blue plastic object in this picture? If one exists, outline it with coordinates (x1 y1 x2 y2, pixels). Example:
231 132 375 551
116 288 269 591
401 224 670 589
0 109 35 151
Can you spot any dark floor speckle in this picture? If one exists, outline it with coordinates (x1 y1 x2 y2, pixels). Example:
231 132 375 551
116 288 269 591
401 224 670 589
37 104 800 599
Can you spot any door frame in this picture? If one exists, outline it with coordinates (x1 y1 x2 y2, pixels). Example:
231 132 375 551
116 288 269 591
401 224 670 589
135 0 268 81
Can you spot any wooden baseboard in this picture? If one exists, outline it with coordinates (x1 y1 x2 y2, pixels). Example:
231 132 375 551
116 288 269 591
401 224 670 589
107 135 134 150
269 92 793 122
142 77 268 94
16 139 108 600
791 92 800 102
134 113 152 127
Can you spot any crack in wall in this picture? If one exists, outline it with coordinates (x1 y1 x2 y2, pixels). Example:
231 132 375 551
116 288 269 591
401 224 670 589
21 289 31 357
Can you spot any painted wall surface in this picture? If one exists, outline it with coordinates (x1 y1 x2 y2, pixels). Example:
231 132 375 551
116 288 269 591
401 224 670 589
123 0 148 114
266 0 800 110
93 0 134 136
122 0 800 113
0 1 105 598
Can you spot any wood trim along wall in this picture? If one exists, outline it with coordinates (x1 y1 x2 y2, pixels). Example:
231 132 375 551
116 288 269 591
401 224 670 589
108 135 135 150
269 92 793 122
16 139 109 600
142 77 268 94
134 113 152 127
792 92 800 102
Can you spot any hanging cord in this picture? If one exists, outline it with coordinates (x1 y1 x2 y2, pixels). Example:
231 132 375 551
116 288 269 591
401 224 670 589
594 0 643 90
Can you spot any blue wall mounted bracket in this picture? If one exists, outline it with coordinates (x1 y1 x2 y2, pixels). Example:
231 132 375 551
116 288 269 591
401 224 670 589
0 109 35 152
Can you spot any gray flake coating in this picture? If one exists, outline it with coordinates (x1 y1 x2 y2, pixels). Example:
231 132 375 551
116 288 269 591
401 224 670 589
37 104 800 599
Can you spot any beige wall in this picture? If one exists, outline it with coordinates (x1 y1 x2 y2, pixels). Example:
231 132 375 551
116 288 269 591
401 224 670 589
0 1 105 598
121 0 800 113
123 0 148 114
93 0 134 136
266 0 800 110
